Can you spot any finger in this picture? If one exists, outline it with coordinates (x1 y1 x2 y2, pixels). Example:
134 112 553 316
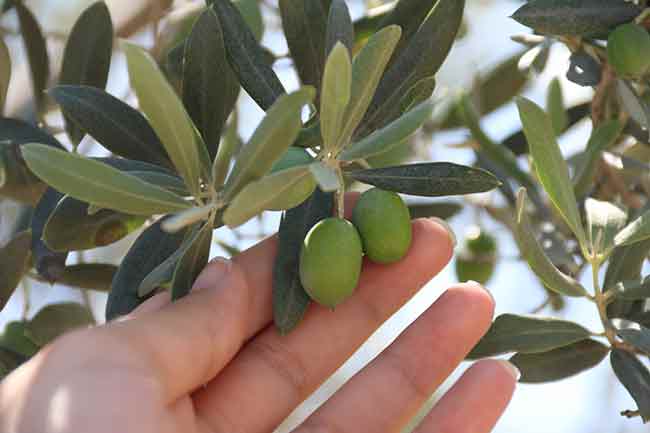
413 359 518 433
127 292 171 317
96 194 362 402
293 283 494 433
193 218 455 433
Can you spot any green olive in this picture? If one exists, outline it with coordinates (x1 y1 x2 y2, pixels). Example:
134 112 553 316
299 218 363 308
455 226 497 285
352 188 412 264
465 227 497 256
267 147 317 210
0 321 39 357
608 23 650 78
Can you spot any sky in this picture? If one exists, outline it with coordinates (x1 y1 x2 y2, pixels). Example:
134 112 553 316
1 1 649 432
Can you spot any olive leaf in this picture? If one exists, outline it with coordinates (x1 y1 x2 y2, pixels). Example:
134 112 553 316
0 117 64 150
212 112 240 190
511 339 609 383
235 0 264 41
347 162 501 197
400 77 435 115
273 188 334 334
59 1 113 145
517 97 587 250
611 349 650 422
25 303 95 346
339 25 402 146
127 171 188 196
378 0 437 56
31 188 67 282
468 314 593 359
0 230 31 312
210 0 285 110
585 198 627 260
573 120 623 197
611 278 650 301
407 201 462 220
171 222 213 300
0 321 39 358
224 166 313 228
107 218 188 320
22 144 191 216
547 78 567 136
340 101 433 162
224 87 315 199
614 208 650 248
361 0 465 135
15 1 49 111
123 41 205 195
309 162 340 192
320 42 351 152
456 95 538 195
617 327 650 355
514 189 588 297
511 0 641 37
0 38 10 113
49 86 171 167
279 0 327 91
43 196 145 252
325 0 354 56
56 264 118 292
183 8 239 160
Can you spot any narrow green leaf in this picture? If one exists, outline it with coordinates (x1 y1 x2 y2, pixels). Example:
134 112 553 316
210 0 285 110
0 117 64 150
224 166 312 228
22 143 191 216
224 87 315 198
183 8 239 159
25 303 94 346
325 0 354 55
0 321 39 357
59 1 113 145
347 162 501 197
43 195 145 252
362 0 464 134
511 0 641 37
0 38 10 113
407 201 462 220
15 1 49 110
0 230 31 312
341 101 432 161
585 198 627 259
235 0 264 41
468 314 593 359
123 41 202 194
339 25 401 146
514 189 588 297
611 349 650 422
273 188 334 334
127 171 189 196
378 0 436 55
511 339 609 383
212 112 239 190
171 222 213 300
547 78 567 136
279 0 327 91
107 218 188 320
400 76 436 115
320 42 351 152
457 95 538 193
309 162 340 192
57 264 118 292
516 97 587 249
618 327 650 355
573 120 623 197
49 85 171 166
611 278 650 301
614 208 650 248
31 188 67 282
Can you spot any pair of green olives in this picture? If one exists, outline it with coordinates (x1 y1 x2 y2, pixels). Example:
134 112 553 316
299 188 412 308
608 23 650 78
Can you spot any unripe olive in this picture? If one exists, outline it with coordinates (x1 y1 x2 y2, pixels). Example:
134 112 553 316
454 226 497 285
608 23 650 78
267 147 317 210
352 188 412 264
299 218 363 308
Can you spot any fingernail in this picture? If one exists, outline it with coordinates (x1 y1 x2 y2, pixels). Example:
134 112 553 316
466 279 495 305
429 217 456 248
192 257 232 292
497 360 521 381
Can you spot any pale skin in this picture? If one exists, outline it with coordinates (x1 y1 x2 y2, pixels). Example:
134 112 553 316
0 196 518 433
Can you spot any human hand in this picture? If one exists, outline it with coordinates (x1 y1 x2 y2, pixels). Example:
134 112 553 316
0 209 517 433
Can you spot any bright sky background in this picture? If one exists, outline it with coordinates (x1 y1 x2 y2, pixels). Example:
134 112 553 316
1 1 649 432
